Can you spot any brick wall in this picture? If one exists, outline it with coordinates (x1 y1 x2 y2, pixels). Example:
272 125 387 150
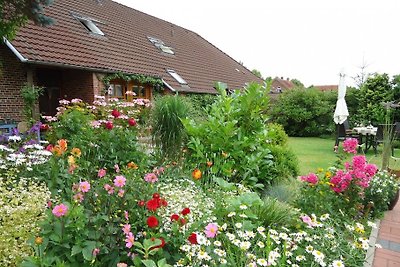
61 69 96 103
0 44 27 121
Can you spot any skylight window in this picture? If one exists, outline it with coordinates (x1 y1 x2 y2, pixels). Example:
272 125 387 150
167 69 187 85
148 36 174 55
79 18 104 35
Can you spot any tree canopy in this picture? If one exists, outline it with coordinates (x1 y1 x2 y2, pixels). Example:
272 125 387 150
0 0 54 40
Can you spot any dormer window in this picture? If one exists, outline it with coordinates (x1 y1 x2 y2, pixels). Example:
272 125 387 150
167 69 187 85
148 36 174 55
72 13 105 36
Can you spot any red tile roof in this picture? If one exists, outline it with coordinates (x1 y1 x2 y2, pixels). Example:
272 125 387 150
9 0 263 93
271 77 295 92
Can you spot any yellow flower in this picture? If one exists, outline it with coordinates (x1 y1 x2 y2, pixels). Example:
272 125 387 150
325 171 332 178
317 168 324 173
71 147 82 158
68 156 76 165
35 236 43 245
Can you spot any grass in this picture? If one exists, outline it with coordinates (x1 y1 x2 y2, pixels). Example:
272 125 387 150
287 137 400 175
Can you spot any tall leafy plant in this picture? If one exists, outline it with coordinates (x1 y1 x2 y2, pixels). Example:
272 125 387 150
151 95 189 161
20 84 43 125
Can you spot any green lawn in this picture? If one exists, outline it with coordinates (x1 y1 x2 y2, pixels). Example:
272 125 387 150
287 137 400 175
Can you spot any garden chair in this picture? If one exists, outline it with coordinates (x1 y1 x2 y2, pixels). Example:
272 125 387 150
334 120 361 151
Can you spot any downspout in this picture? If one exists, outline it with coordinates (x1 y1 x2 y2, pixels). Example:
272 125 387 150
3 37 28 62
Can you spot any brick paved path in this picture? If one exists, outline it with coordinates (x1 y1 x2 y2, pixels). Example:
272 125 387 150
373 200 400 266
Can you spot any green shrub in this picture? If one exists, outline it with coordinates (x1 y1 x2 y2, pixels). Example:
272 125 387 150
265 145 299 183
253 196 299 227
263 179 301 204
151 95 189 160
183 93 216 119
265 123 288 146
0 176 50 266
270 88 335 137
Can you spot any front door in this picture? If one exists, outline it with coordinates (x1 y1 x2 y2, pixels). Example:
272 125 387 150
37 68 61 116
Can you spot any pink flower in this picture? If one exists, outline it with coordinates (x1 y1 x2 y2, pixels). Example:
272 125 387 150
124 210 129 220
52 203 68 217
114 164 120 173
73 193 84 202
352 155 366 170
125 232 135 248
204 223 219 238
114 175 126 187
79 181 91 193
144 173 158 183
122 224 131 234
104 184 114 194
343 138 358 154
92 248 100 257
300 173 318 184
117 263 128 267
118 189 125 197
301 215 316 227
365 164 378 177
98 168 106 178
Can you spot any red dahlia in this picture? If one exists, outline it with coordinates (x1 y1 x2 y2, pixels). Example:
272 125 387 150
181 207 190 216
170 214 180 221
111 109 121 118
146 198 160 211
128 118 137 126
105 121 113 130
188 233 198 244
147 216 159 228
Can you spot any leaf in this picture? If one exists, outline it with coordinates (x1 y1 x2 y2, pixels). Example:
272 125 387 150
71 245 82 256
142 260 157 267
82 246 94 261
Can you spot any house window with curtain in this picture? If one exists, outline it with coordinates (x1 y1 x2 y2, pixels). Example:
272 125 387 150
108 80 126 98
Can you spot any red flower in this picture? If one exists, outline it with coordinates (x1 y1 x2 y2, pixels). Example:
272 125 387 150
159 198 168 207
138 200 145 207
179 218 187 226
111 109 121 118
128 118 137 126
188 233 198 244
152 193 160 199
147 216 159 228
105 121 113 130
146 198 160 211
151 237 166 249
181 207 190 216
46 144 54 151
170 214 180 221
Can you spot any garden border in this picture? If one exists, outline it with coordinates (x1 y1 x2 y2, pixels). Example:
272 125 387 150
363 219 381 267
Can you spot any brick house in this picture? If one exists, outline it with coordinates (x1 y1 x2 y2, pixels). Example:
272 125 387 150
270 77 295 94
0 0 262 121
314 85 338 92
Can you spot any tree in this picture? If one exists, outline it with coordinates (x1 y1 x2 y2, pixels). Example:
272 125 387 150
251 69 263 79
0 0 54 40
290 78 304 88
352 57 370 89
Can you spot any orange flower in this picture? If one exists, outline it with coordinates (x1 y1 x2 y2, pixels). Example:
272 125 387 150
34 236 43 245
206 161 213 167
57 139 68 152
192 169 202 180
127 162 139 169
71 147 81 158
52 146 63 157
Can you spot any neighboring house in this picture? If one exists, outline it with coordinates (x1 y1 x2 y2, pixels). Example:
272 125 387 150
314 85 338 92
0 0 262 121
270 77 295 94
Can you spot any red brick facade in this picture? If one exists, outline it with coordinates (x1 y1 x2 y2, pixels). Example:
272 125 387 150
0 44 28 121
1 44 106 120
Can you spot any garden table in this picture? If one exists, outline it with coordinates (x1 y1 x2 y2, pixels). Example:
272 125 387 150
353 126 377 153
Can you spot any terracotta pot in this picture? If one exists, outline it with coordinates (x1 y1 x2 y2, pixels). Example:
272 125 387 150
389 190 400 210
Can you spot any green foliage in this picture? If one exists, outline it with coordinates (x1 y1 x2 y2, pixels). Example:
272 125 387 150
270 88 335 136
183 82 294 190
1 0 54 40
356 73 393 125
263 179 301 204
21 84 43 124
151 95 189 160
253 196 299 227
102 72 163 87
183 93 217 119
364 170 400 218
0 176 50 266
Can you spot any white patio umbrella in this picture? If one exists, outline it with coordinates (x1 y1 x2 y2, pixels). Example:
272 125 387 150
333 73 349 124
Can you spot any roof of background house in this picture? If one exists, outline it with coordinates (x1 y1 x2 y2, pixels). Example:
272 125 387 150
314 85 338 91
7 0 263 93
271 77 295 90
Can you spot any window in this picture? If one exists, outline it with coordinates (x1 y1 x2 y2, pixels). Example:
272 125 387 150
108 83 125 98
148 36 174 55
132 85 145 97
166 69 187 85
79 18 104 35
72 13 105 36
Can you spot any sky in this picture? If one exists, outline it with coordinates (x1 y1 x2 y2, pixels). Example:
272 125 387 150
114 0 400 87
